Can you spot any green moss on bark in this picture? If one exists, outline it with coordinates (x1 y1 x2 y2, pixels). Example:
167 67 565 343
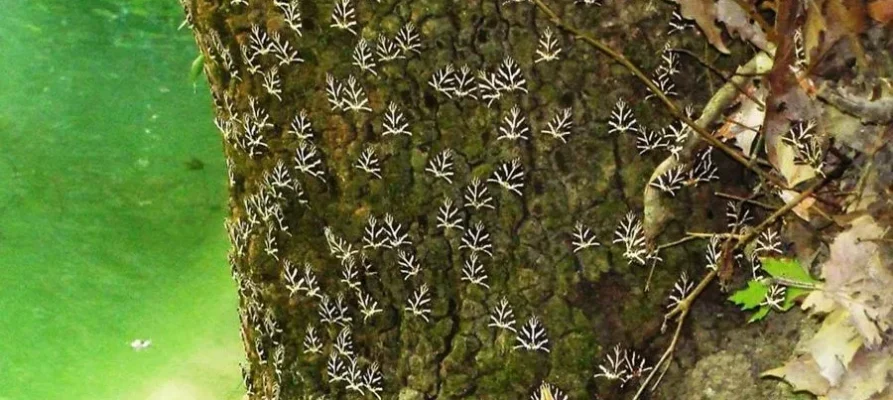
184 0 754 398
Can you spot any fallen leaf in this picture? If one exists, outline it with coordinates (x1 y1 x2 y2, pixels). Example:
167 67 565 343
808 309 863 386
764 32 823 187
769 131 818 186
804 0 829 65
773 217 892 400
821 103 888 153
825 343 893 400
831 0 869 37
803 290 838 314
763 354 832 395
868 0 893 23
806 215 892 347
780 189 817 220
805 0 868 70
722 85 767 156
672 0 730 54
767 310 891 398
716 0 775 52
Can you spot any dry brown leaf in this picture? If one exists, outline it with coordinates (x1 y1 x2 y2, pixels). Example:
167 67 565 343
771 204 892 400
780 189 818 220
804 0 828 65
804 0 868 67
825 344 893 400
770 133 818 186
802 285 837 313
869 0 893 23
716 0 774 52
833 0 869 36
720 86 767 156
764 1 822 185
821 105 886 154
803 215 892 347
772 305 886 398
808 309 864 385
763 354 832 395
764 77 821 186
673 0 730 54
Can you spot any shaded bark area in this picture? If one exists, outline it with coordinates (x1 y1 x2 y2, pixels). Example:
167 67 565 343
183 0 761 398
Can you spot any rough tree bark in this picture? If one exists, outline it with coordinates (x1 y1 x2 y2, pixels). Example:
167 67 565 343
182 0 745 398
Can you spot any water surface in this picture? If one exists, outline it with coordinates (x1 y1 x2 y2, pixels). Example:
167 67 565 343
0 2 241 399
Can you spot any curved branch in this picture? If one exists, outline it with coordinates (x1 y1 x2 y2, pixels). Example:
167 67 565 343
531 0 786 189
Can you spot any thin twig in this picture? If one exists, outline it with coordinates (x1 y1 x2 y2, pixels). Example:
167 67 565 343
723 116 762 134
857 237 893 244
849 158 874 209
685 232 744 239
655 235 698 251
530 0 789 191
736 169 842 249
675 48 766 109
663 269 719 322
714 191 778 211
644 256 659 292
748 130 765 161
634 306 688 399
636 163 847 398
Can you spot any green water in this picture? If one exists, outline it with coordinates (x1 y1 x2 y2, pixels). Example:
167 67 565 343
0 1 241 399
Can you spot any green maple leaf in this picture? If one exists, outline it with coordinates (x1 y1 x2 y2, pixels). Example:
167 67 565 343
762 258 819 311
748 306 771 323
729 280 769 311
730 258 819 322
781 287 809 310
729 281 773 323
760 257 819 284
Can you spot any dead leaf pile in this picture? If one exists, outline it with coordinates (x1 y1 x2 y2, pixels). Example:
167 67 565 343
715 0 775 53
672 0 729 53
869 0 893 23
764 215 893 399
670 0 775 53
803 0 868 71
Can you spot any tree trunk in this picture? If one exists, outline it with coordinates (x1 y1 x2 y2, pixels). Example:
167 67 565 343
182 0 732 398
